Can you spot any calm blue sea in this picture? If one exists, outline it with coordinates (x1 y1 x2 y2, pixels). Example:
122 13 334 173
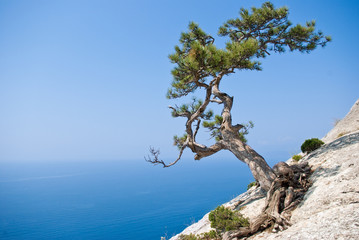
0 158 256 240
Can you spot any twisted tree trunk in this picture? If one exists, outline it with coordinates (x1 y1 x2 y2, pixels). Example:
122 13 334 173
223 161 312 240
222 133 276 191
212 84 276 191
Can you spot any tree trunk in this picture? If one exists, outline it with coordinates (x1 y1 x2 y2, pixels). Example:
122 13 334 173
212 84 276 191
222 130 276 191
223 161 312 240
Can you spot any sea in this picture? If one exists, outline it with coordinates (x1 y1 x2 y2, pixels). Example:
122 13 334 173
0 158 258 240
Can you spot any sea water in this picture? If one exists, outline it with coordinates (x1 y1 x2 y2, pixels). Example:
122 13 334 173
0 159 255 239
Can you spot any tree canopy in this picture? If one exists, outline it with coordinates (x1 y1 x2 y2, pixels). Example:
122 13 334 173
167 2 330 99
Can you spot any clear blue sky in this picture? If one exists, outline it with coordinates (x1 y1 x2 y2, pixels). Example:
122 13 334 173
0 0 358 163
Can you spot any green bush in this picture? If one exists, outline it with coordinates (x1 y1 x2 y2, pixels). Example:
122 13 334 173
301 138 324 153
209 206 249 232
178 234 198 240
200 231 220 240
178 231 220 240
292 154 302 161
247 181 257 190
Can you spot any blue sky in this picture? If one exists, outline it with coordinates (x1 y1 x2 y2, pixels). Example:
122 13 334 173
0 0 358 163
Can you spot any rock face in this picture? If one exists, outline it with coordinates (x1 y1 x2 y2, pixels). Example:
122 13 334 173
322 98 359 143
248 132 359 240
170 99 359 240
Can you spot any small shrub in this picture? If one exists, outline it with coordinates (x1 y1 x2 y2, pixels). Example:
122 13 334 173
178 231 220 240
292 154 302 161
247 181 257 190
199 230 221 240
178 234 198 240
209 206 249 232
301 138 324 153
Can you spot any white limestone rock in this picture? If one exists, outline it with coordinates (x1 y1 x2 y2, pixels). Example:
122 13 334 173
322 98 359 143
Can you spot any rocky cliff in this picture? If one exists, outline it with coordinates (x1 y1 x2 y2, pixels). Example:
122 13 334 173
171 99 359 240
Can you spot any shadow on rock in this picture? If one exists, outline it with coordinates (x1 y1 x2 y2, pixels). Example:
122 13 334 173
312 165 341 179
308 132 359 159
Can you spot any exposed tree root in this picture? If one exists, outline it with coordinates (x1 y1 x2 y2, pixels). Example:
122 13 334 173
223 161 312 240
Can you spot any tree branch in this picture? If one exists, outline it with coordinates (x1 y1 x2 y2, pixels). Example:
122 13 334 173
191 141 226 160
210 98 223 104
169 105 190 118
145 145 187 168
193 119 201 140
183 84 214 140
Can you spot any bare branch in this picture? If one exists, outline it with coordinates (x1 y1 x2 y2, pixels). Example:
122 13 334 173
145 145 187 168
145 147 163 165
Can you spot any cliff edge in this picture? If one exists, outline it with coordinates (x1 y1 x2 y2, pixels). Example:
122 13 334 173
171 99 359 240
322 99 359 143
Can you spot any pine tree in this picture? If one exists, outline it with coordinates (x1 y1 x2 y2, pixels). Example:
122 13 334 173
147 2 330 191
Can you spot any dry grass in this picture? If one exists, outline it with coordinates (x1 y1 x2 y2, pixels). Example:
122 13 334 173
337 131 349 138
